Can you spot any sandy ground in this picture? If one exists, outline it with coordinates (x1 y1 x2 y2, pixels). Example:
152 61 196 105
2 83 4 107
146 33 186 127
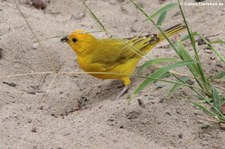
0 0 225 148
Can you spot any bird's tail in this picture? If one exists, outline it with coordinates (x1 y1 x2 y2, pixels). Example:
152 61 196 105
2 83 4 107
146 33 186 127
157 23 186 41
125 23 186 58
137 23 186 55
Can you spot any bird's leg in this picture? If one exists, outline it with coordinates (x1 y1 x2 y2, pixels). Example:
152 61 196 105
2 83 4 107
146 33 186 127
115 78 131 100
116 86 129 100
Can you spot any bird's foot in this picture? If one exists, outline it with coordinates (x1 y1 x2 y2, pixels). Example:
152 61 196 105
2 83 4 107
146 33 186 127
116 86 129 100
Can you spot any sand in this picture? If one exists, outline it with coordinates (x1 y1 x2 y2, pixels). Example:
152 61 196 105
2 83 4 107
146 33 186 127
0 0 225 148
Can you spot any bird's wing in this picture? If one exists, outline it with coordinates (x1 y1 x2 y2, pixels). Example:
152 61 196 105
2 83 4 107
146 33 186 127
121 34 160 58
91 36 159 70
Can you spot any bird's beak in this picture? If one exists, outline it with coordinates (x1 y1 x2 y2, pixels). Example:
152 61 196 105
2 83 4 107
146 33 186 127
61 36 69 42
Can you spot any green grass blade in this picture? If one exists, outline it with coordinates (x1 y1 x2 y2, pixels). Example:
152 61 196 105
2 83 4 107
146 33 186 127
176 41 201 76
222 94 225 102
213 71 225 79
196 89 225 120
135 60 196 94
179 32 198 42
198 33 225 63
167 76 190 96
212 87 222 111
193 102 218 117
157 11 167 25
138 58 177 73
194 95 213 103
210 40 225 44
153 72 171 84
149 3 177 19
176 40 212 95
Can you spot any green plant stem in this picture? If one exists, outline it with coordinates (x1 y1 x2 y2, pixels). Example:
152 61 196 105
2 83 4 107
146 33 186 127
80 0 108 33
177 0 212 96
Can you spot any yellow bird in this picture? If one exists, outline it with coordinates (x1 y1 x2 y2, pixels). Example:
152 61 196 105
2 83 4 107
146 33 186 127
61 24 185 99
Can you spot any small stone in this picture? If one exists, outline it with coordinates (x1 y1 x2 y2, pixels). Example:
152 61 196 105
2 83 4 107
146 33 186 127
138 99 145 108
159 98 164 103
31 127 37 133
3 82 17 87
32 43 39 50
200 123 210 129
106 118 116 126
126 111 141 119
178 133 183 138
107 118 114 122
38 106 44 110
210 56 216 60
119 125 124 129
32 0 48 9
165 112 171 116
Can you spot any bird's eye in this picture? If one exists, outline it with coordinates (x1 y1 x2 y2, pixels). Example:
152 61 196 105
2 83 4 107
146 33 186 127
72 38 77 43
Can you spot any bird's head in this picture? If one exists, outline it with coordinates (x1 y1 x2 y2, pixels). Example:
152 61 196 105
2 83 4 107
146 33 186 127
61 30 96 54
